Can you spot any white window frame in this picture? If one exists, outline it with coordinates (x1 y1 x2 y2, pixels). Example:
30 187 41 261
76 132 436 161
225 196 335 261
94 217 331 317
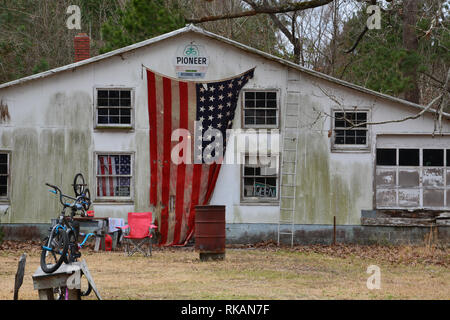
0 151 10 202
94 87 135 130
242 89 280 129
240 153 280 204
331 108 371 152
94 152 135 203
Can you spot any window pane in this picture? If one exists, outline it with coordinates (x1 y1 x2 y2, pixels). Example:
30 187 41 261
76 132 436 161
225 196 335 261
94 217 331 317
244 167 255 176
98 108 108 116
255 117 265 125
255 110 265 117
121 117 131 124
245 100 255 108
119 155 131 175
98 116 108 124
117 178 130 196
0 164 7 175
244 117 255 125
255 92 265 100
0 154 7 163
266 117 277 125
346 134 355 144
109 108 119 116
266 92 276 100
120 99 131 107
0 186 6 197
335 119 345 128
109 98 120 106
245 92 255 100
447 150 450 166
98 98 109 107
423 149 443 166
98 90 108 99
120 90 131 99
377 149 396 165
399 149 419 166
109 90 119 98
109 116 120 124
356 136 366 144
245 109 255 117
266 99 277 108
255 100 266 108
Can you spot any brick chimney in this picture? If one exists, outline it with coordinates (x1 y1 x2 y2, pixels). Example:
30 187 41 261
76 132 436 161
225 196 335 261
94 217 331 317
74 33 90 62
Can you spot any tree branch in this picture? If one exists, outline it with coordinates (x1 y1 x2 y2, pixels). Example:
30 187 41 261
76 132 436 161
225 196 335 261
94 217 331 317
185 0 335 24
344 26 368 53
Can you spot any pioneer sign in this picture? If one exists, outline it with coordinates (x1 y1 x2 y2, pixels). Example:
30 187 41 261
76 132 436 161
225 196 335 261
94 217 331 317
174 43 209 79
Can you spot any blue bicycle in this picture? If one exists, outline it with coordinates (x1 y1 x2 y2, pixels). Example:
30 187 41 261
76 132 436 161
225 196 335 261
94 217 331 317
40 174 93 274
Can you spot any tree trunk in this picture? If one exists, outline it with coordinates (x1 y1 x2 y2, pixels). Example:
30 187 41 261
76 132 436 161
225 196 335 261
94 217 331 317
402 0 420 104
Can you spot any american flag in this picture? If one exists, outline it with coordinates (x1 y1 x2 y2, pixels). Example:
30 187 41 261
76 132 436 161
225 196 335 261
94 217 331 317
97 155 131 197
146 68 254 246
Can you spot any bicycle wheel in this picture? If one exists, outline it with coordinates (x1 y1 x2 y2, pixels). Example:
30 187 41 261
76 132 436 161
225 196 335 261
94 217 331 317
73 173 85 197
82 188 91 211
80 276 92 297
40 228 69 273
65 230 79 264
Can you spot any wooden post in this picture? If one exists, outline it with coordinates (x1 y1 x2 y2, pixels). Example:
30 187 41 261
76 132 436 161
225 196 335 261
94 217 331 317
333 216 336 246
14 253 26 300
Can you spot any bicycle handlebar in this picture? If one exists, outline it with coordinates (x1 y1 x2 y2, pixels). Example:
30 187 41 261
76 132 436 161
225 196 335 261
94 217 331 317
45 182 82 210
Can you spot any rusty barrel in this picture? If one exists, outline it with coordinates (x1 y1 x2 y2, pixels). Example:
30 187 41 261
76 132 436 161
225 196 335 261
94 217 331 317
195 205 226 261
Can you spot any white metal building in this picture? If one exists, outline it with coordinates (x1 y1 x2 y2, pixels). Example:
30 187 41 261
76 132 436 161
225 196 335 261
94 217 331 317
0 25 449 244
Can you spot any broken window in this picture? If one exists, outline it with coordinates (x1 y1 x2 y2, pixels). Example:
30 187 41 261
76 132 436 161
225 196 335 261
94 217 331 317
0 153 9 198
376 147 449 209
243 91 278 127
242 155 279 201
333 111 368 146
399 149 419 166
96 153 133 199
376 148 396 166
96 89 133 126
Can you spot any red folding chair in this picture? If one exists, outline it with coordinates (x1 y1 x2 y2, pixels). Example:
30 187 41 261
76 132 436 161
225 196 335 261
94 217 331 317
117 212 157 257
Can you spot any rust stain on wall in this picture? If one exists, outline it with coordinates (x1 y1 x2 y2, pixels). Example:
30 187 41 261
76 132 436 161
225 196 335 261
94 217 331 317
0 100 10 123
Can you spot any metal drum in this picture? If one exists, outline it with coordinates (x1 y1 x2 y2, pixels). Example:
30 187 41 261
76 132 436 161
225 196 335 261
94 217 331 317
194 205 226 261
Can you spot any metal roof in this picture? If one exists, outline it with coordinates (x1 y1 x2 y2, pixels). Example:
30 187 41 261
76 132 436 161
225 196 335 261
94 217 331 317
0 24 448 118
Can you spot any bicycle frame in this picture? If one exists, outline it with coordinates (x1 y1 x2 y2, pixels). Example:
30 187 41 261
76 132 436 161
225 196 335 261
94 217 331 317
43 184 91 253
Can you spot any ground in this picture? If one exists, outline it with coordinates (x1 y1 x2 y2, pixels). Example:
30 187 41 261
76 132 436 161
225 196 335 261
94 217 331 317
0 241 448 300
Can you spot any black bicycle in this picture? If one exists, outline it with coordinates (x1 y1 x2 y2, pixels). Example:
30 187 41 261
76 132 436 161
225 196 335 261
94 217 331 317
40 174 92 274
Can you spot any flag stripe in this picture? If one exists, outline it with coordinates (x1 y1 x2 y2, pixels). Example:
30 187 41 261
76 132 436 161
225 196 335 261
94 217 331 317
180 82 197 244
100 156 107 196
108 156 114 196
160 76 173 245
203 163 221 204
187 163 202 235
173 81 188 245
147 70 158 206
